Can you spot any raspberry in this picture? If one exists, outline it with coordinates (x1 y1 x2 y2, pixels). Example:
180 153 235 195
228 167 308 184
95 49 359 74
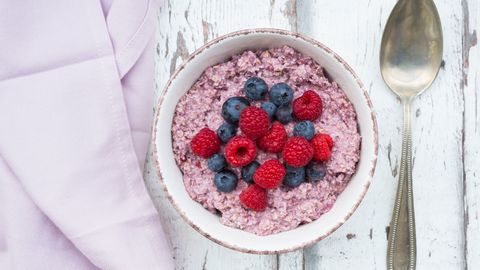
323 134 334 149
190 128 221 158
239 106 270 139
253 159 286 189
282 136 314 167
311 133 334 161
257 121 287 153
292 90 323 121
224 136 257 167
239 184 267 212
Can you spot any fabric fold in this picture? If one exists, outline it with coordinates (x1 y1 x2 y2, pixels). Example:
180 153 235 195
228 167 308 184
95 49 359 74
106 0 160 78
0 0 173 269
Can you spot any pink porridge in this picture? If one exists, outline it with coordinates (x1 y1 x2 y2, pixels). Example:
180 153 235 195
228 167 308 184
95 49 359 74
172 46 361 236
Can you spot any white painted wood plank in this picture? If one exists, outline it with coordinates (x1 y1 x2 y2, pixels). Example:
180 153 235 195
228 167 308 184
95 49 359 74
408 0 465 266
464 0 480 269
277 250 303 270
147 1 300 269
298 0 466 269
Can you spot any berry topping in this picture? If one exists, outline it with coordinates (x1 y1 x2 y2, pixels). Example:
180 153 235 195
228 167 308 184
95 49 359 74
224 136 257 167
257 121 287 153
283 136 314 167
292 90 323 121
261 101 277 119
194 75 335 196
311 133 334 161
239 106 270 139
269 83 293 106
253 159 286 189
306 161 327 182
217 122 237 143
221 97 250 124
214 170 238 192
207 154 227 172
190 128 221 158
293 120 315 140
275 104 293 124
244 77 268 100
283 165 306 188
241 161 260 184
239 184 267 212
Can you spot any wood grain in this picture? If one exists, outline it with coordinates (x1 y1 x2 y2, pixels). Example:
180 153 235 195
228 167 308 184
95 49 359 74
146 0 480 269
463 0 479 269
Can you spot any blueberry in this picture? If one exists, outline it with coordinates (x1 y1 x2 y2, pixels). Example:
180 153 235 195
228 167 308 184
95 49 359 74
241 161 260 184
214 170 238 192
261 102 277 119
293 121 315 140
207 154 227 172
217 122 237 143
275 104 293 124
221 97 250 123
306 162 327 182
269 83 293 106
283 166 306 188
244 77 268 100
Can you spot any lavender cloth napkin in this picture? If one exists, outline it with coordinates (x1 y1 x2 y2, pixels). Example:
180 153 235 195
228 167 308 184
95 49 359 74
0 0 174 269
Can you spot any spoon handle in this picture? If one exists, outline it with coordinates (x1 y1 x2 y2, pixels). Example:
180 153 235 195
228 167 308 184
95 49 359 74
387 100 417 270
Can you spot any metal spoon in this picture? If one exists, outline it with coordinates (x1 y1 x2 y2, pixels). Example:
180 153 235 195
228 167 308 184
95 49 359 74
380 0 443 269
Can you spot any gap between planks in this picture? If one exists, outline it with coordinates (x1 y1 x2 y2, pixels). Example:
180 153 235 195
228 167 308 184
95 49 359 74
462 0 479 269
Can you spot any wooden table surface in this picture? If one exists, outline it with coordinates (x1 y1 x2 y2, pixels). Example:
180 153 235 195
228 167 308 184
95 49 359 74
144 1 480 269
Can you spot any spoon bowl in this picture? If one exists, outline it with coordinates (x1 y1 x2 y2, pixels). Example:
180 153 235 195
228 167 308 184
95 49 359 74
380 0 443 99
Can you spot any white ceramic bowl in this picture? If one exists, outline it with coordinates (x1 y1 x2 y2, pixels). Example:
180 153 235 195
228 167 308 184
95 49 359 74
152 29 377 254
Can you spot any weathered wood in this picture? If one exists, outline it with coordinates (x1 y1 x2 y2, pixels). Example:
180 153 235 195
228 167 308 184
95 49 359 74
148 1 299 269
277 250 303 270
464 0 479 269
298 0 466 269
146 0 479 269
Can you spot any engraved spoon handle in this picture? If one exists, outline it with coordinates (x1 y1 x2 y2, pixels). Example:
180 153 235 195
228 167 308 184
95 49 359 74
387 100 417 270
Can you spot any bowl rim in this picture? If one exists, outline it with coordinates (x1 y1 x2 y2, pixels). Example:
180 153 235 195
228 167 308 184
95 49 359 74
152 28 378 254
